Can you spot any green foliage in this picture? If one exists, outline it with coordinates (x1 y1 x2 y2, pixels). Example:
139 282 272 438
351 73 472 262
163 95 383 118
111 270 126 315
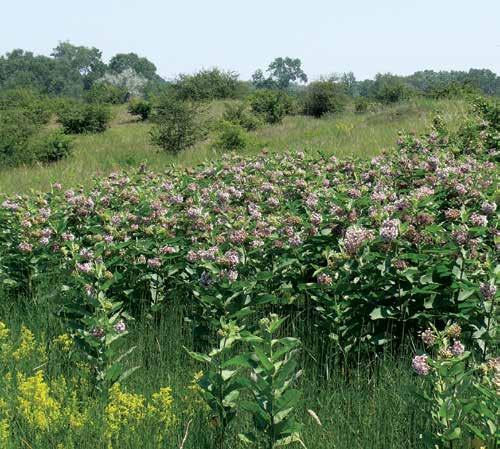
85 82 129 104
57 101 112 134
150 95 207 153
239 315 306 449
372 73 414 104
252 57 308 90
249 90 291 124
174 68 240 101
0 88 53 125
222 102 262 131
212 121 248 152
28 131 73 163
412 325 499 449
454 96 499 153
0 109 41 166
51 41 106 89
303 80 348 118
187 321 246 449
128 98 152 121
427 81 481 100
354 97 372 113
0 107 72 166
109 52 159 80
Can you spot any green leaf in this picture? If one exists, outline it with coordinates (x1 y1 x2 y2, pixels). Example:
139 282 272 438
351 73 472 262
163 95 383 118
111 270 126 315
185 349 211 363
273 407 294 424
369 307 392 320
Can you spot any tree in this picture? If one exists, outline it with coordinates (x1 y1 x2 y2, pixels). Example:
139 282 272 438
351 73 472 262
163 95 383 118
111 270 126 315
98 68 148 97
109 53 158 80
252 57 307 90
174 68 239 101
51 41 105 89
303 80 348 117
150 94 208 153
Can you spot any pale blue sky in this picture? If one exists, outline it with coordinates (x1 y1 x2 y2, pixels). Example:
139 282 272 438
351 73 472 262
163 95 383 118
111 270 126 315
2 0 499 81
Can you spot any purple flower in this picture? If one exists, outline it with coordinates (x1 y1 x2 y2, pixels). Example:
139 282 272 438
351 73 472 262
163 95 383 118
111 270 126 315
317 273 333 285
450 340 464 356
380 219 399 242
420 328 435 346
114 320 127 334
147 258 161 268
18 242 33 253
412 354 431 376
344 226 374 255
160 246 177 254
199 271 212 287
76 262 93 273
470 212 487 227
480 283 497 300
91 327 105 339
481 201 497 215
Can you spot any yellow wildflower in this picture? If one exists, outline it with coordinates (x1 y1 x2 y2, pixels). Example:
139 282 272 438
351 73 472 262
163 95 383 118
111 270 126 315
0 419 9 447
12 326 36 361
149 386 176 428
105 383 146 439
17 371 61 432
53 333 74 353
0 321 9 341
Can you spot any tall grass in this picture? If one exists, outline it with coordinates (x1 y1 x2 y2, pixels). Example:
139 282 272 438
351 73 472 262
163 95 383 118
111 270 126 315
0 281 440 449
0 99 467 195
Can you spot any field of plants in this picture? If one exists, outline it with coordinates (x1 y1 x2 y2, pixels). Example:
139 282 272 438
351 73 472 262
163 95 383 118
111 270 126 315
0 95 498 448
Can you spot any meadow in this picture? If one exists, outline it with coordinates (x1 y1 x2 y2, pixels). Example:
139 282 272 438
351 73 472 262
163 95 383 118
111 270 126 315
0 98 467 194
0 94 498 449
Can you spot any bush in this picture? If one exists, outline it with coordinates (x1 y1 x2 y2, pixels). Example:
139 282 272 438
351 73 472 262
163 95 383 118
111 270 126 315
0 109 73 166
85 82 129 104
29 131 73 163
249 90 291 124
212 120 248 152
372 74 413 104
128 98 152 121
222 102 262 131
150 95 207 154
303 81 348 118
354 97 373 113
57 102 112 134
174 68 239 101
0 109 40 166
0 88 53 126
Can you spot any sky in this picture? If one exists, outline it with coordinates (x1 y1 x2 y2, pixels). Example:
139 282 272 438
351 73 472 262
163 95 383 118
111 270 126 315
1 0 499 81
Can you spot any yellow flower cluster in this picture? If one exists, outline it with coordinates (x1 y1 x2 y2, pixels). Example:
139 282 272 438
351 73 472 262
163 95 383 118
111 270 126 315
17 370 61 431
54 333 74 353
0 321 178 447
105 382 147 438
150 386 177 428
12 326 36 361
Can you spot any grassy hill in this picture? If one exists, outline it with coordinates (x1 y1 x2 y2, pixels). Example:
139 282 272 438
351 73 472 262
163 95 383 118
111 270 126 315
0 98 466 194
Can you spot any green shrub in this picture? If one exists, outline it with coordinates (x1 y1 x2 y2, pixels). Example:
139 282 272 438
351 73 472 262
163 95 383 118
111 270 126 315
0 109 73 166
150 95 207 154
222 102 262 131
0 88 52 125
128 98 152 121
174 68 239 101
85 82 129 104
0 109 40 166
372 74 413 104
303 81 348 118
29 130 73 162
249 89 291 124
57 101 112 134
354 97 373 113
212 120 248 151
